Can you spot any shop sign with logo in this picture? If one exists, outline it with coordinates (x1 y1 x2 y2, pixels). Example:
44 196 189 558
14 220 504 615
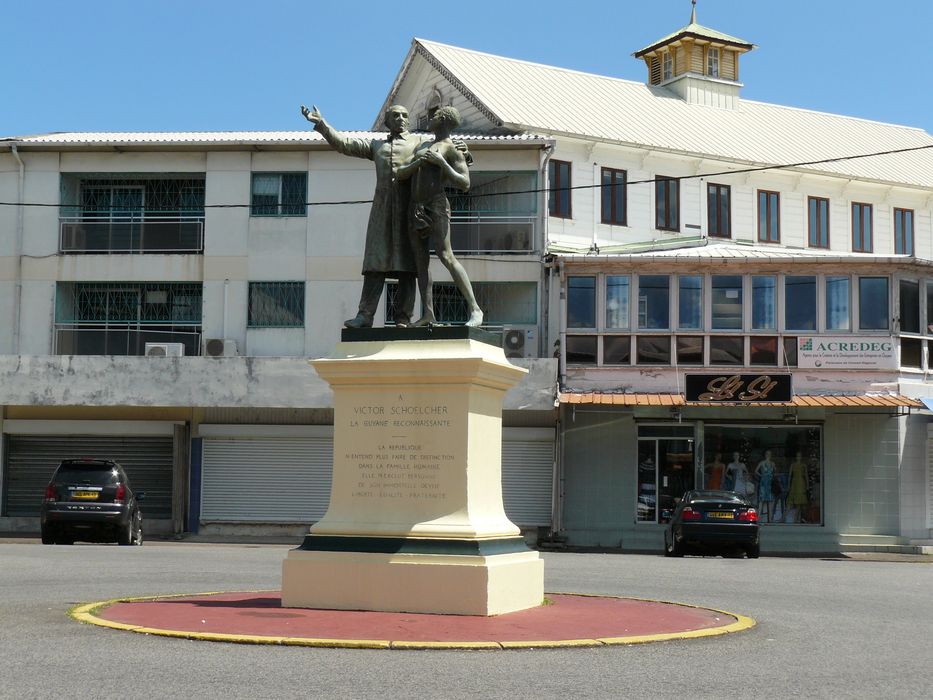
797 336 896 370
685 374 793 403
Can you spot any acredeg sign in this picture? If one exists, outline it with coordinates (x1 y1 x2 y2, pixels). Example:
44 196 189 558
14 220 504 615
797 336 896 370
685 374 793 403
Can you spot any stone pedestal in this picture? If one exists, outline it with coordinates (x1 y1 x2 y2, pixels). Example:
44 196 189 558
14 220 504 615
282 328 544 616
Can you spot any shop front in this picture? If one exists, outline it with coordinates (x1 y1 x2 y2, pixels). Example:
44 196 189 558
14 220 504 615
558 393 919 553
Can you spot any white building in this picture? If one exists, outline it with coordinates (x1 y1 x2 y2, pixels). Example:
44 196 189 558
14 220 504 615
379 12 933 552
4 8 933 553
0 130 558 538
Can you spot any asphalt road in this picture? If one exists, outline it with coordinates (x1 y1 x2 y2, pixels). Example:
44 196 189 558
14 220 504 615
1 540 931 699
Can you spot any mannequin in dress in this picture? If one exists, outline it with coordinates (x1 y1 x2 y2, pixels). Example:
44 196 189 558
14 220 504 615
725 452 750 496
787 451 809 523
706 453 725 490
755 450 776 522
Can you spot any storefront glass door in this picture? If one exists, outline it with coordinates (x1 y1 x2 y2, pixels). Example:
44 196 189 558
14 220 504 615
636 426 695 523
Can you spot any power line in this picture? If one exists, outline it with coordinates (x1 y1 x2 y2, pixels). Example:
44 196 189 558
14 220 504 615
0 143 931 209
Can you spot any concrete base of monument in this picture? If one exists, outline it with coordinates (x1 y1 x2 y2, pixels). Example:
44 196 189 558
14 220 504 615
282 540 544 616
283 327 546 615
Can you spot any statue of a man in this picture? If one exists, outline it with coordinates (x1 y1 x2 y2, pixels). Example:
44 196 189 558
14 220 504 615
301 103 418 328
397 106 483 327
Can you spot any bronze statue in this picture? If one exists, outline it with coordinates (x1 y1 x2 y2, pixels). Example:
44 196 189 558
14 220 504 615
397 106 483 327
301 103 418 328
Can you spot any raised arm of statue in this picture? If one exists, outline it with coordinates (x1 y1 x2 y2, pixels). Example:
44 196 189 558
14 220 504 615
300 103 374 161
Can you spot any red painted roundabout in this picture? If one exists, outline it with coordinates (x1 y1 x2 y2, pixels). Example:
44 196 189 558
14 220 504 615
70 591 755 650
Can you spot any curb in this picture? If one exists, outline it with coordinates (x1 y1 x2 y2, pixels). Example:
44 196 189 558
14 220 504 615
69 591 756 650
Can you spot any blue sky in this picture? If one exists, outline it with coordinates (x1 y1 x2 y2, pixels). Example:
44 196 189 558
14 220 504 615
3 0 931 136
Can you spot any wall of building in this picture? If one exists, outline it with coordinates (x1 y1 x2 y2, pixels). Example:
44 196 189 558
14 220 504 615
559 408 634 547
544 138 933 256
823 412 900 535
0 355 556 411
900 414 931 539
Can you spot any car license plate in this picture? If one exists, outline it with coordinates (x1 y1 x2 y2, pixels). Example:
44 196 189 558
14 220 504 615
72 491 99 500
707 511 734 520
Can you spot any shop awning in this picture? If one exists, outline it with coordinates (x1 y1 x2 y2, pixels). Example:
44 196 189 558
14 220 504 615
559 392 923 408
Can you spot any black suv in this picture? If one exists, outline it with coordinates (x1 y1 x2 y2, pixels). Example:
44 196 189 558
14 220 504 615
40 458 144 545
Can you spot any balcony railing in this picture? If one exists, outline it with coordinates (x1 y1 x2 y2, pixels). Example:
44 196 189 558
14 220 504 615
450 214 536 254
54 326 202 356
60 216 205 253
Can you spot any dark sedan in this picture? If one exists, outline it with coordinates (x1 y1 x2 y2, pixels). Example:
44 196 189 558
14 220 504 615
663 490 759 558
40 458 144 545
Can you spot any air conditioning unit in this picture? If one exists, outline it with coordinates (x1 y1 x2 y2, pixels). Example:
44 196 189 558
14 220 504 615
144 342 185 357
502 327 536 359
204 338 238 357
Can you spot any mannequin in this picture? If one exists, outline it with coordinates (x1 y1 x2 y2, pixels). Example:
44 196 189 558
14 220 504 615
725 452 750 496
788 451 809 523
755 450 776 522
706 453 725 490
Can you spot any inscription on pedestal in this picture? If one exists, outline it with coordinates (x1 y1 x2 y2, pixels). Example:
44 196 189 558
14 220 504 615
345 394 454 503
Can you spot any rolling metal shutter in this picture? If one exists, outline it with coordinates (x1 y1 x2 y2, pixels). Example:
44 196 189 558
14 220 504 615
201 437 333 522
4 435 174 519
502 437 554 527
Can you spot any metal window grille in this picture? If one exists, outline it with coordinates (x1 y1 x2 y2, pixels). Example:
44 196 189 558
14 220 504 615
248 282 305 327
54 282 202 355
59 175 205 253
251 173 307 217
57 282 202 324
385 282 537 326
60 175 205 216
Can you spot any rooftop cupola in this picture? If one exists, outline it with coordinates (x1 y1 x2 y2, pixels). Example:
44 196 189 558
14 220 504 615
633 0 755 109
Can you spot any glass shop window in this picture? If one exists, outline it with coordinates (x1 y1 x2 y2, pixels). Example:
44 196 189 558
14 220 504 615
676 336 704 365
712 275 743 330
900 280 920 334
567 276 596 328
752 276 776 330
606 275 631 330
565 335 597 364
825 276 851 331
785 276 816 331
603 336 631 365
701 425 822 525
638 275 670 329
678 275 703 330
859 277 889 331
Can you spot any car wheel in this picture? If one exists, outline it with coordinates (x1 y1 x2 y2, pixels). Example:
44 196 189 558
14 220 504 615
41 526 55 545
746 543 760 559
118 517 134 546
133 514 144 546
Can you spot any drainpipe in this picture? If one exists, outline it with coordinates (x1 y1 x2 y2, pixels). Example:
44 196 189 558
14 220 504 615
222 278 229 340
10 143 24 354
539 143 555 360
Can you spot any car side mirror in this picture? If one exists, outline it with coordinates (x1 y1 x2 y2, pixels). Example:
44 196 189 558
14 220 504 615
135 491 146 501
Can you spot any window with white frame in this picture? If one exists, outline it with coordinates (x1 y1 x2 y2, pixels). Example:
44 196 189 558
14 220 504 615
707 47 720 77
561 272 899 368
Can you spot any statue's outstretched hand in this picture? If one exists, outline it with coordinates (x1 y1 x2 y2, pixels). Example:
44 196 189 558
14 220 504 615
301 104 323 125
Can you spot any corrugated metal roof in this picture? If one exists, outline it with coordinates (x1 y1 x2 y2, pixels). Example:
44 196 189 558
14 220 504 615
413 40 933 189
2 131 546 147
555 240 928 265
559 391 922 408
